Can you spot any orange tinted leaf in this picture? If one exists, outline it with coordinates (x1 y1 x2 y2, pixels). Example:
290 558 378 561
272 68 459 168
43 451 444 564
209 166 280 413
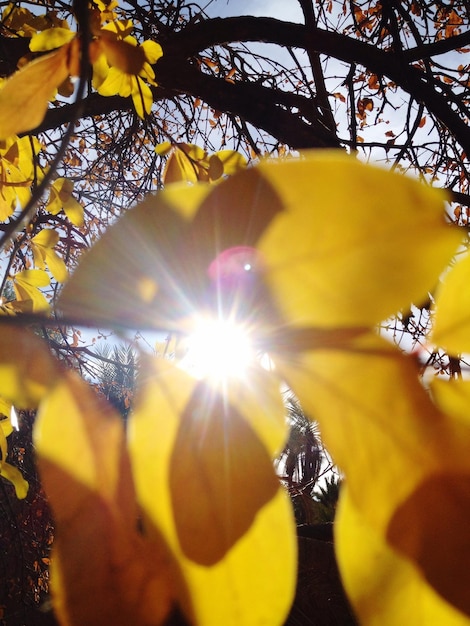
170 381 279 565
336 488 470 626
279 332 470 616
357 97 374 118
207 154 224 181
128 358 297 626
34 371 174 626
99 35 146 75
163 149 199 184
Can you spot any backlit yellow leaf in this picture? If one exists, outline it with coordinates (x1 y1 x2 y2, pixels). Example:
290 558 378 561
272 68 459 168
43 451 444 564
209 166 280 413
431 378 470 425
0 45 71 138
163 148 200 184
431 252 470 354
277 332 470 616
57 152 459 334
0 418 8 462
155 141 172 156
0 325 59 407
57 187 212 328
98 65 134 97
0 410 12 434
32 229 60 248
14 269 50 288
12 269 50 311
46 178 84 226
29 27 75 52
0 396 10 416
252 152 461 327
32 230 68 283
132 77 153 118
0 461 28 498
336 488 470 626
208 154 224 181
99 34 146 75
34 370 174 626
141 40 163 64
214 149 247 176
170 384 279 565
128 357 297 626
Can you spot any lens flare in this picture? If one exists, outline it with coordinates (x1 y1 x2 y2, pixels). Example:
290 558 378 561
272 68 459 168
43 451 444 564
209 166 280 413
182 317 254 380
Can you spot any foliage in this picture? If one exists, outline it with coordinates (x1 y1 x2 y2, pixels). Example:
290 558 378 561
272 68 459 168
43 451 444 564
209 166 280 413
0 411 55 626
0 2 469 626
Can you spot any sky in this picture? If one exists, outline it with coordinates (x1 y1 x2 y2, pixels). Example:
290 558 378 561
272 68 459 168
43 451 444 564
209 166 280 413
205 0 303 22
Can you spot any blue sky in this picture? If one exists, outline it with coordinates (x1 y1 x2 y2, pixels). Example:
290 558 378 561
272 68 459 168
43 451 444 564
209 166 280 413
206 0 303 21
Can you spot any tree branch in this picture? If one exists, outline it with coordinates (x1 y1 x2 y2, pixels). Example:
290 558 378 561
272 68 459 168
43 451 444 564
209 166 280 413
160 16 470 154
155 56 341 149
4 15 470 153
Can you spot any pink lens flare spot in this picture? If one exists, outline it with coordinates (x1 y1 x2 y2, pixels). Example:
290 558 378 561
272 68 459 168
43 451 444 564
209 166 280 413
208 246 263 284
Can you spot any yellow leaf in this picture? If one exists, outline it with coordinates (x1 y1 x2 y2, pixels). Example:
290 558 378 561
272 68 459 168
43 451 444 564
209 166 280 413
431 252 470 354
0 325 59 407
141 40 163 64
57 186 212 328
0 413 12 437
46 178 84 226
431 378 470 426
214 149 247 176
57 151 459 334
208 154 224 181
163 148 200 184
171 385 279 564
336 488 470 626
0 396 11 417
251 152 461 327
13 269 50 311
0 461 29 498
97 66 133 97
34 370 174 626
128 358 297 626
161 143 212 184
64 195 84 226
100 19 134 39
32 229 60 248
0 417 8 462
98 34 146 75
29 27 75 52
132 76 153 118
179 143 206 162
32 229 68 283
0 45 71 138
277 332 470 616
155 141 172 156
91 50 110 89
46 250 67 283
14 268 50 288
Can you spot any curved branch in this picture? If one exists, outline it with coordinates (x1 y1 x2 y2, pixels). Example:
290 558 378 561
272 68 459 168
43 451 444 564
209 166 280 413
160 16 470 154
155 56 341 149
4 15 470 153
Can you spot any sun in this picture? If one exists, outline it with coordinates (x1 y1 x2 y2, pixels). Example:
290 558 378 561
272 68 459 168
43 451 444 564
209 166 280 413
181 317 254 381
